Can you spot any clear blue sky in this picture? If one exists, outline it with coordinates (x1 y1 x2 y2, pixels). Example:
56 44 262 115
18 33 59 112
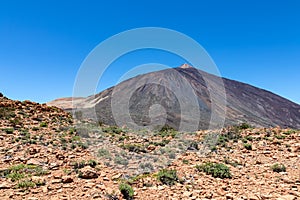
1 0 299 104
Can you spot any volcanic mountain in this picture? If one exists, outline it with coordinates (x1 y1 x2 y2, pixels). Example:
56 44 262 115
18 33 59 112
48 64 300 130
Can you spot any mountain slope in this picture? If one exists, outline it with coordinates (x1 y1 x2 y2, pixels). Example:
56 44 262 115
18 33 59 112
49 65 300 130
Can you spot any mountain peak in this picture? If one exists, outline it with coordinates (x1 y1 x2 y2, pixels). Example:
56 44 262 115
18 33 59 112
179 63 194 69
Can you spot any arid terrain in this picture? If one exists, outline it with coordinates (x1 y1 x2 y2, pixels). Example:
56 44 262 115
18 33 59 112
1 95 299 199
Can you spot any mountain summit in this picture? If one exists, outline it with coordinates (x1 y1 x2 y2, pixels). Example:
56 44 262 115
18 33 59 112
179 63 194 69
49 66 300 130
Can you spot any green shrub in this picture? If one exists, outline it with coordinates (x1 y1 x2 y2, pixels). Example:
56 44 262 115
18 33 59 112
243 143 252 150
119 183 134 200
182 159 189 164
196 162 232 179
155 125 178 138
102 126 123 134
77 142 88 149
88 160 98 168
32 127 39 131
187 141 199 150
97 148 110 157
39 122 47 127
3 128 14 134
6 172 25 182
0 107 15 119
238 123 251 130
157 169 179 186
274 134 286 140
271 163 286 173
72 161 86 169
114 156 128 166
122 144 147 153
17 180 36 188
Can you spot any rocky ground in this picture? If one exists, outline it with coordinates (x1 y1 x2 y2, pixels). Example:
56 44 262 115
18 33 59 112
0 95 299 199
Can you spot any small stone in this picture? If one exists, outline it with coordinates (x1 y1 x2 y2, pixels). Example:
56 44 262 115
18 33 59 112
26 158 41 165
42 186 48 193
51 179 61 184
79 166 98 179
31 176 45 185
261 194 274 199
216 188 226 196
226 194 234 199
62 176 73 183
276 195 296 200
248 194 259 200
28 197 38 200
147 145 156 151
157 185 165 190
183 191 192 197
111 173 122 180
0 182 11 189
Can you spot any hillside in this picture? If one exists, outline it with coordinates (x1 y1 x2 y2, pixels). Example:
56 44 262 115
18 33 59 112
1 95 300 199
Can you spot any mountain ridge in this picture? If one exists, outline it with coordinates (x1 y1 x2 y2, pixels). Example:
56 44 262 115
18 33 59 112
48 65 300 130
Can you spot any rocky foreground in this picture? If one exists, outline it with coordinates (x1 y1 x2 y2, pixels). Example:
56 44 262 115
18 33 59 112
0 96 300 200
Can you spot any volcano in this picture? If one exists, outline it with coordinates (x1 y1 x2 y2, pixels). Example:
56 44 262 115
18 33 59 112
48 64 300 131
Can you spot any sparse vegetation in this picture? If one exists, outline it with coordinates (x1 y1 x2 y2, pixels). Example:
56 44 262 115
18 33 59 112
88 159 98 168
39 122 48 127
274 134 286 140
32 127 39 131
196 162 232 179
157 169 179 186
121 143 147 153
154 125 178 138
97 148 110 158
114 156 129 166
102 126 123 135
237 123 252 130
243 143 252 150
17 180 36 188
119 183 134 200
271 163 286 173
3 128 14 134
4 164 48 185
138 162 154 172
0 107 15 119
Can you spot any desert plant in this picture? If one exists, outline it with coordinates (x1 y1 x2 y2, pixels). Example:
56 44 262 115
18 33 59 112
72 161 86 169
138 162 154 172
122 144 147 153
187 141 199 150
182 159 189 164
237 123 251 130
119 183 134 200
274 134 286 140
6 172 25 182
39 122 47 127
88 160 98 168
271 163 286 172
102 126 123 135
3 128 14 134
114 156 128 166
196 162 232 179
157 169 179 186
98 148 110 158
32 127 39 131
17 180 36 188
243 143 252 150
155 125 177 138
0 107 15 119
